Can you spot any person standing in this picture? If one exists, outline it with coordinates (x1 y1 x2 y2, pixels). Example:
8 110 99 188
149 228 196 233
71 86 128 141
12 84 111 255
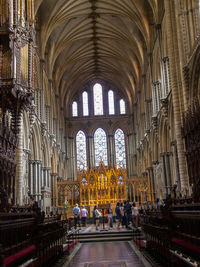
94 205 101 230
81 205 88 227
107 203 113 230
120 202 126 229
72 203 80 229
115 202 121 229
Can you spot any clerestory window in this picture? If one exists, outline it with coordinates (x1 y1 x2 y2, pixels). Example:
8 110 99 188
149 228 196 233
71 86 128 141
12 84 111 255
72 101 78 117
82 91 89 116
120 99 126 114
108 90 115 115
93 83 103 115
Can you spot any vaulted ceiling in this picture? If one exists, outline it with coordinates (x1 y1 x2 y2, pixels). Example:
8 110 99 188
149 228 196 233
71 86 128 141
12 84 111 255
35 0 163 109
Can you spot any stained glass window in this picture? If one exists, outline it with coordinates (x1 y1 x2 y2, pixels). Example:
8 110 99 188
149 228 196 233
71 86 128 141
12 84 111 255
72 101 78 117
94 128 108 166
115 129 126 168
82 91 89 116
120 99 126 114
76 131 87 170
93 83 103 115
108 90 115 115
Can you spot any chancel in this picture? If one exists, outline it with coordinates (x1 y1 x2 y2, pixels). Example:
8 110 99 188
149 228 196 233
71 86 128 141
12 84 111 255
0 0 200 267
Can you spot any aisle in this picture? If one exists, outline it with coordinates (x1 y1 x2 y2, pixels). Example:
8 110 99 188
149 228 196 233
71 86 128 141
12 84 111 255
63 241 145 267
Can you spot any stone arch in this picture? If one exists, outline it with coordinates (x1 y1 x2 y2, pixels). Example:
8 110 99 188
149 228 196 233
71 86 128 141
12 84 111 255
42 136 51 167
189 46 200 103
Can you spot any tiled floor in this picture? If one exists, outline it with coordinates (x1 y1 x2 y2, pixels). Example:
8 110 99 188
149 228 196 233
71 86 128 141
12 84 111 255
65 241 145 267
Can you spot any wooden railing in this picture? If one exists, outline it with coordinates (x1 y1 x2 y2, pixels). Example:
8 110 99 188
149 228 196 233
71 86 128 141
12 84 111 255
0 211 79 267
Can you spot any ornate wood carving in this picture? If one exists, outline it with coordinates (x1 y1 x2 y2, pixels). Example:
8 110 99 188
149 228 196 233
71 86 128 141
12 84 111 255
182 99 200 202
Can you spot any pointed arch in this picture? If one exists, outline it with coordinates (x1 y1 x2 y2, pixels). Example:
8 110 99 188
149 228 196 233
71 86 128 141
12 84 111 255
114 128 126 168
76 130 87 170
94 128 107 166
93 83 103 115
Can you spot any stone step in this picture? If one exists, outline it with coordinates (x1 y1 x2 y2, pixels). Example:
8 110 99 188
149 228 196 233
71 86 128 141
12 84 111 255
79 235 133 243
79 231 135 237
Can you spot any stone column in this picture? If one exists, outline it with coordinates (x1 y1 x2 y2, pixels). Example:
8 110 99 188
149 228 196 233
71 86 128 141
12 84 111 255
108 134 115 167
165 152 172 192
68 137 75 180
171 141 181 190
87 136 95 168
37 160 42 201
164 0 189 192
15 112 23 205
51 173 58 208
160 153 168 197
127 133 134 177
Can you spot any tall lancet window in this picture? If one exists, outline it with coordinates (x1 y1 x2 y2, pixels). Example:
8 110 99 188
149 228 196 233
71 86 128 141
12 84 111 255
72 101 78 117
108 90 115 115
76 131 87 170
120 99 126 114
94 128 107 166
93 83 103 115
115 129 126 168
82 91 89 116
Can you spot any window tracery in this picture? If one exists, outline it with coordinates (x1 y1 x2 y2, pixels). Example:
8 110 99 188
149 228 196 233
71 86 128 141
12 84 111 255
76 131 87 170
115 129 126 168
93 83 103 115
94 128 108 166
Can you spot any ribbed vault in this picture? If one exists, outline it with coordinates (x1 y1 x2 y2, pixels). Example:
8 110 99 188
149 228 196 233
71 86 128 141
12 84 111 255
35 0 162 112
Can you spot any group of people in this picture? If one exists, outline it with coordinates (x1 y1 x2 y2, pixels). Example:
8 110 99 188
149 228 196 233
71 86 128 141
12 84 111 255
73 199 162 230
72 204 88 229
93 200 140 231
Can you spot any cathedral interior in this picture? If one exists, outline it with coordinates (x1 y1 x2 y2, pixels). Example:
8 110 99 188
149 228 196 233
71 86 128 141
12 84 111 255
0 0 200 266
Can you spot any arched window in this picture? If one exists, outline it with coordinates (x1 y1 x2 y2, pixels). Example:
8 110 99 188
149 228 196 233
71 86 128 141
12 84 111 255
93 83 103 115
115 129 126 168
108 90 115 115
82 91 89 116
76 131 87 170
120 99 126 114
94 128 107 166
72 101 78 117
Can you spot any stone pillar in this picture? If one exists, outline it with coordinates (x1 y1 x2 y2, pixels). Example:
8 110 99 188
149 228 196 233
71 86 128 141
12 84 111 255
51 173 58 208
15 112 23 205
87 136 95 168
108 134 115 167
165 152 172 192
171 141 181 190
37 160 42 201
160 153 168 197
68 137 75 180
127 133 134 177
164 0 189 191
